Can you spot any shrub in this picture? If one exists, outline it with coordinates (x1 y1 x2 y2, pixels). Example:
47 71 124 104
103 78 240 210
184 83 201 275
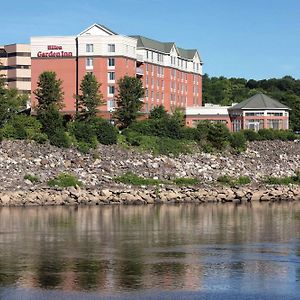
115 171 163 186
173 177 199 186
24 174 39 183
264 172 300 185
48 173 82 188
230 132 247 152
235 176 251 185
68 120 97 151
207 123 230 150
258 129 276 140
2 115 47 143
49 128 71 148
217 175 232 185
0 129 2 143
90 118 118 145
217 175 251 186
194 120 210 141
149 105 168 120
242 129 259 141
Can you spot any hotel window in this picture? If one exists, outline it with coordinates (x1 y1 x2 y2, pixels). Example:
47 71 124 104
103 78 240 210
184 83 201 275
86 57 93 68
157 53 163 62
151 91 154 99
267 112 283 116
245 112 264 116
108 44 115 52
146 51 149 59
108 85 115 95
108 72 115 81
86 44 94 53
145 77 148 86
268 119 282 129
108 58 115 67
145 88 148 97
107 99 116 109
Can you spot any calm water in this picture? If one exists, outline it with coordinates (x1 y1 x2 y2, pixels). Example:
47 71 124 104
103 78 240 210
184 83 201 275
0 203 299 299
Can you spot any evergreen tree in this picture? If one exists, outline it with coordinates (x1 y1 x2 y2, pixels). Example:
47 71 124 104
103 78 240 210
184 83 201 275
114 76 144 129
0 65 26 127
77 73 104 120
34 71 69 147
149 105 168 119
34 71 64 112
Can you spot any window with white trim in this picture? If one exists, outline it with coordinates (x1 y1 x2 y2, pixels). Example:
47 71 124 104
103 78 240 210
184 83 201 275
86 57 93 68
108 72 115 81
108 44 115 52
86 44 94 53
108 58 115 67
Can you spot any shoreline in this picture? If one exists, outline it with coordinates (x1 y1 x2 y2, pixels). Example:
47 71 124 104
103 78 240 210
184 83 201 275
1 184 299 206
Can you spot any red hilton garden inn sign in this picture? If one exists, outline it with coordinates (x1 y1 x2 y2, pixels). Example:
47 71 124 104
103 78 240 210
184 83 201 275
37 45 73 58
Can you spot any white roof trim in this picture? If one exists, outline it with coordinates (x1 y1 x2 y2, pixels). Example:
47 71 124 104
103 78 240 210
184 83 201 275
78 23 116 37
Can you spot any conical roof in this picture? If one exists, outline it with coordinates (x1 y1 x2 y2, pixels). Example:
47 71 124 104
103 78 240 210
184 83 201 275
228 93 290 110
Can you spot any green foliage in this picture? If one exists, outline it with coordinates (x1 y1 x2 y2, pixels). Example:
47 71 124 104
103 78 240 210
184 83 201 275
217 175 251 186
89 118 118 145
115 172 200 186
37 107 70 147
123 130 194 156
2 115 47 143
195 121 230 150
24 174 39 183
230 131 247 152
48 128 71 148
173 177 200 186
114 76 145 129
77 73 104 120
208 123 230 150
68 120 97 149
149 105 168 119
242 129 259 141
264 172 300 185
0 86 27 127
34 71 64 111
48 173 82 188
115 171 163 186
34 72 69 148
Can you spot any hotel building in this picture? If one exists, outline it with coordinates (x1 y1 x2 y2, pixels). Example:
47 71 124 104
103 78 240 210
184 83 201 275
0 44 31 93
31 24 203 115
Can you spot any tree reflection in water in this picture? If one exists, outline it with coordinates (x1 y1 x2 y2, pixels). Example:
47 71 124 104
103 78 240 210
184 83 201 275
0 203 298 294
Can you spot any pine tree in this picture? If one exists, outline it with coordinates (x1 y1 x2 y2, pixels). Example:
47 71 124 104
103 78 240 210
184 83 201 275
77 73 104 120
34 71 64 112
114 76 144 129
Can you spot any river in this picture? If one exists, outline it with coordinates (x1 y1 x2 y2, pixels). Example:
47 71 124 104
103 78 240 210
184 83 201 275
0 203 299 299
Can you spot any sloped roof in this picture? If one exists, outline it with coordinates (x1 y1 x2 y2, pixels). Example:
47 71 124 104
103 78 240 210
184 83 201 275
130 35 200 61
228 93 290 110
78 23 117 36
177 48 197 60
130 35 175 53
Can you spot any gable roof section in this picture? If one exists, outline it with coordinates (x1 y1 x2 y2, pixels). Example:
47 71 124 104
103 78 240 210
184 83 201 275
228 93 290 110
78 23 117 36
130 35 200 60
130 35 174 53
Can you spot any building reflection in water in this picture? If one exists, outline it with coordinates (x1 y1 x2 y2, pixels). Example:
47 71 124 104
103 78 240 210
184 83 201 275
0 203 299 293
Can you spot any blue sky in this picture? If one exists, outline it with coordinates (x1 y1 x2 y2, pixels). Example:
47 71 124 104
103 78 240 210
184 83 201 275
2 0 300 80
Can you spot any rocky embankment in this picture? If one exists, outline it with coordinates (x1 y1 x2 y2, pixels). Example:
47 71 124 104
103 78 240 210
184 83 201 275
0 140 299 206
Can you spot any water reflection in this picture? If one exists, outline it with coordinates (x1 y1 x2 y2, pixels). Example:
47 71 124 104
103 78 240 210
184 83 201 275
0 203 299 295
